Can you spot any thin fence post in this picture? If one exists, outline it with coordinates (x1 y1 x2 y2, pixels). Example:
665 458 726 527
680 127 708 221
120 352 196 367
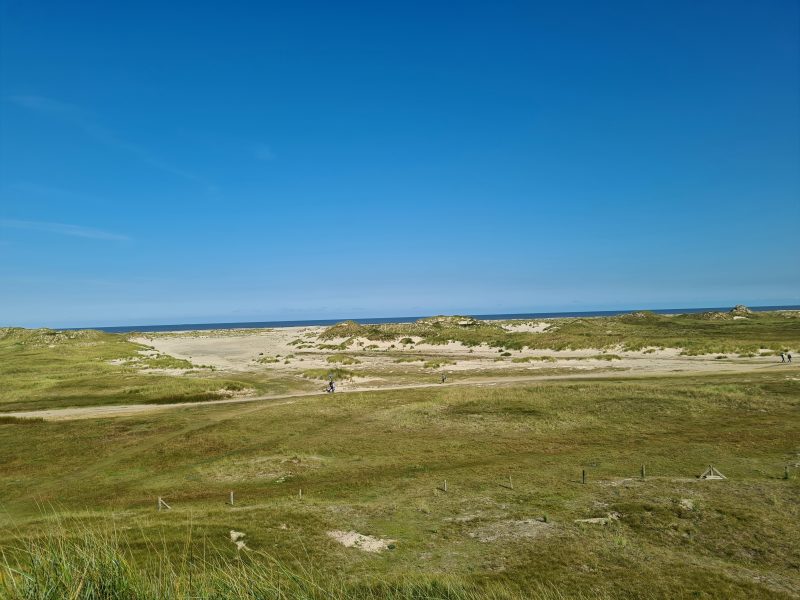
641 464 646 480
582 470 586 484
229 490 234 506
158 497 161 512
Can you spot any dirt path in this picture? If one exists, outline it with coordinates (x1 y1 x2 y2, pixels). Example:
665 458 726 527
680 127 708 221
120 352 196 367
2 364 794 422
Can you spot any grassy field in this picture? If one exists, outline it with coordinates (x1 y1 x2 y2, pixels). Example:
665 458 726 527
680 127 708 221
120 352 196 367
1 370 799 598
1 313 799 598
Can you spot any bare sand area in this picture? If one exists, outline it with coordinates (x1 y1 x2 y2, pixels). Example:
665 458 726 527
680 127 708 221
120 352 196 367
132 326 784 379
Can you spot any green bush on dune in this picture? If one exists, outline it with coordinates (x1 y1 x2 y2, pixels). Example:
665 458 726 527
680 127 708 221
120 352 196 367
301 368 355 380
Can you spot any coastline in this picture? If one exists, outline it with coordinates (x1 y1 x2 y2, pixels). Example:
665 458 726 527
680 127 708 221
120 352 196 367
62 304 800 334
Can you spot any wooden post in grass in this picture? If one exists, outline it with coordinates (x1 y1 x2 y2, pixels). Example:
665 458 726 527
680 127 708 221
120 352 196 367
582 470 586 484
785 466 790 480
444 479 447 492
229 491 234 506
158 497 171 511
641 464 646 480
299 488 303 499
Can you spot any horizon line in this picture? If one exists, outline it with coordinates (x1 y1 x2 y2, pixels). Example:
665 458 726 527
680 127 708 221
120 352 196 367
24 303 800 333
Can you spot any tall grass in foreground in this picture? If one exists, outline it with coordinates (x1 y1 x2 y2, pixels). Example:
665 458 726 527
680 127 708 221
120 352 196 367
0 527 606 600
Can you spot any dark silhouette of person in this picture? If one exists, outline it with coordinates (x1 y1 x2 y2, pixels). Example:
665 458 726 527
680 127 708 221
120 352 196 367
780 353 786 363
789 354 793 363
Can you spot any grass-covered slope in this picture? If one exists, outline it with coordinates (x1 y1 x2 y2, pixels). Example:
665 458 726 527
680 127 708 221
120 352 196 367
1 372 798 598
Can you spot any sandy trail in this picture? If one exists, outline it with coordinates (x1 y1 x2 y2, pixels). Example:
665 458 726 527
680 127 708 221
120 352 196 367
1 364 793 422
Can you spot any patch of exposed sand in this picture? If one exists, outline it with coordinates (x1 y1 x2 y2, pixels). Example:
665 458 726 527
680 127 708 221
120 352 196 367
133 327 320 371
3 322 788 423
575 512 621 525
135 327 787 382
229 530 248 550
468 518 552 542
327 530 394 552
501 321 552 333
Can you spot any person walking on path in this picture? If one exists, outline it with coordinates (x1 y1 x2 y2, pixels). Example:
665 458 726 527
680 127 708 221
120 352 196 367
780 352 786 363
789 353 793 363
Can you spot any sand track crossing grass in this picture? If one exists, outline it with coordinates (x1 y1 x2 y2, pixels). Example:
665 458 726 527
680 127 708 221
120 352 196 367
1 364 797 422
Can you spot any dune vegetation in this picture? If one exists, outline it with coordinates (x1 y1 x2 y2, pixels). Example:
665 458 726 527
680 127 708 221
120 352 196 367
1 371 799 598
1 312 799 598
319 311 800 355
0 328 303 412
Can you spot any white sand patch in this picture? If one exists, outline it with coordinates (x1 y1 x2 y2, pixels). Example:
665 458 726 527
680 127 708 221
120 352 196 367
327 530 394 552
133 326 327 371
108 357 137 365
501 321 551 333
139 367 195 376
468 519 552 542
575 512 621 525
229 530 249 550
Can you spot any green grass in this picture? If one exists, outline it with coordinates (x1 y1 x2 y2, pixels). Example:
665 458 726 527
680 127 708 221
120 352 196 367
0 416 44 425
423 360 456 369
0 526 581 600
511 356 557 363
1 372 798 598
326 354 361 365
256 355 280 364
301 368 355 380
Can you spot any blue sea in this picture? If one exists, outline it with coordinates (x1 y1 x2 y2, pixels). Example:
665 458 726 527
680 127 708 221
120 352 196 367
82 305 800 334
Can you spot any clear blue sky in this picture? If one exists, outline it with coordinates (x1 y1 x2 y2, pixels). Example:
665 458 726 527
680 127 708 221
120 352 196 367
1 0 798 328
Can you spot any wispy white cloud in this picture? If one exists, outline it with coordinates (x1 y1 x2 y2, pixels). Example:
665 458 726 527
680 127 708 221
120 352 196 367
7 95 211 187
254 143 276 161
0 218 129 241
8 95 76 114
